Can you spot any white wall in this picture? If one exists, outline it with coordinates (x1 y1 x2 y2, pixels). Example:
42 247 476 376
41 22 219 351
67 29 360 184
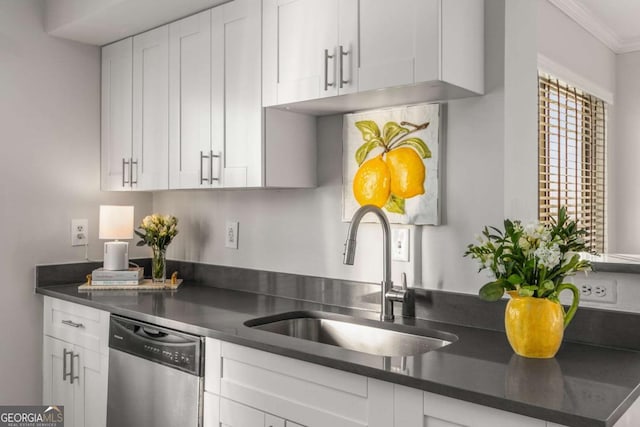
0 0 151 403
537 0 615 99
153 0 515 294
611 51 640 253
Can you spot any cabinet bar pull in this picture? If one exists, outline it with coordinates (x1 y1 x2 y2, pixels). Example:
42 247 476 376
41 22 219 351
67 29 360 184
61 319 84 328
339 45 349 88
200 151 209 184
63 348 72 382
130 158 138 186
210 151 221 182
71 352 79 384
324 49 335 91
122 158 130 187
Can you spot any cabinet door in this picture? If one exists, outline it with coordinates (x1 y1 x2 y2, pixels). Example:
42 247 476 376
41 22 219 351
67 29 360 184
211 0 262 188
101 38 132 191
220 397 265 427
133 26 169 190
358 0 439 92
265 414 285 427
43 337 75 427
73 348 108 427
263 0 339 106
169 10 212 189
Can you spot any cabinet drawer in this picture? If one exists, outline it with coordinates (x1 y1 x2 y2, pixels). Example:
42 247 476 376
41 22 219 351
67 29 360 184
43 297 110 355
220 342 367 427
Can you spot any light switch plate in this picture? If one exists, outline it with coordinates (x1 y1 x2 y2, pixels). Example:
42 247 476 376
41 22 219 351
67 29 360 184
391 228 409 262
225 221 239 249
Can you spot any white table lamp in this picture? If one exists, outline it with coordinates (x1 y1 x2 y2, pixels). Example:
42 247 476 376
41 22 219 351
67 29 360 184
99 205 134 271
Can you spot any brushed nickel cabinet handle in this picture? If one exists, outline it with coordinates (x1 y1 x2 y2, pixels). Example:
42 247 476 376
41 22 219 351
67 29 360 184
324 48 335 91
339 45 349 88
122 158 130 187
71 352 79 384
61 319 84 328
63 348 72 382
211 151 221 182
200 151 209 184
130 158 138 186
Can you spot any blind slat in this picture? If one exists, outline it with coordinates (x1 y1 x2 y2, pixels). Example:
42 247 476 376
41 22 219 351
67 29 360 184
538 74 606 252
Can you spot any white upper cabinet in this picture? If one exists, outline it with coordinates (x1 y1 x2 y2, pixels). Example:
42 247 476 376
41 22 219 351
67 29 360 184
102 1 317 191
168 10 213 189
101 38 132 191
263 0 484 112
358 0 440 92
211 0 262 188
133 25 169 190
263 0 357 106
101 28 169 191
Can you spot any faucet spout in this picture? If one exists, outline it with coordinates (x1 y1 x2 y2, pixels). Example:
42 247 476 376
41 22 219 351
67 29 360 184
343 205 395 321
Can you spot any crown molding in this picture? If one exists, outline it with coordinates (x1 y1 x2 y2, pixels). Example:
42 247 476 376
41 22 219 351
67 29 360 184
617 36 640 54
547 0 629 53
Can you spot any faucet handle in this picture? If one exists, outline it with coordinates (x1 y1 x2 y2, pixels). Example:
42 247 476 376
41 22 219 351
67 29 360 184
400 272 407 290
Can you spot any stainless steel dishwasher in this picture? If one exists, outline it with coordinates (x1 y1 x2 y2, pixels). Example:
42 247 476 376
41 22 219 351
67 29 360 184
106 315 204 427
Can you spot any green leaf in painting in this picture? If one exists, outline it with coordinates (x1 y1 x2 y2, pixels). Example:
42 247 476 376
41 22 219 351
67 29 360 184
397 137 432 158
384 194 405 214
354 141 381 165
382 121 408 144
479 281 504 301
355 120 381 142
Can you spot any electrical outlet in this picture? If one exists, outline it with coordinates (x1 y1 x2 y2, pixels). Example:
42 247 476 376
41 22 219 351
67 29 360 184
573 277 617 304
71 219 88 246
225 221 239 249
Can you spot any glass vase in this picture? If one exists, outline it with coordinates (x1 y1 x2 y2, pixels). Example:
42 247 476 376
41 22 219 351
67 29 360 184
151 246 166 284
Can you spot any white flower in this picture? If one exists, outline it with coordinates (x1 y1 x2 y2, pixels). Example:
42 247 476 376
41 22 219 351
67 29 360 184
523 222 539 236
534 243 561 269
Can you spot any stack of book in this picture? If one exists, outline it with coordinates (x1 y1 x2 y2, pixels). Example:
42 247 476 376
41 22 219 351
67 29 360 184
91 267 144 286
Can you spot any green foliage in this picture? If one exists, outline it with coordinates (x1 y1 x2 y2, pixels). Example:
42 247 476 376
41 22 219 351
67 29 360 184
464 207 595 302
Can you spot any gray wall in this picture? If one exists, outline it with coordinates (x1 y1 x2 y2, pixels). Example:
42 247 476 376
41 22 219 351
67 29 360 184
0 0 151 404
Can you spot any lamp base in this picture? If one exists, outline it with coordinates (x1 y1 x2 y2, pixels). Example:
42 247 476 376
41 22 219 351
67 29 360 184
103 241 129 271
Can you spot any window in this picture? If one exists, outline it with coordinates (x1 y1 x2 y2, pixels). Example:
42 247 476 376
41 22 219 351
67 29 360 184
538 74 606 252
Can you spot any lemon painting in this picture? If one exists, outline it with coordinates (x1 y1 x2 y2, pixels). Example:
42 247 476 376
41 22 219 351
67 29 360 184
343 103 440 225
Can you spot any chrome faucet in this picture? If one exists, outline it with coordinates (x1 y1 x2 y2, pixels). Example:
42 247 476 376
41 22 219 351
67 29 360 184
343 205 409 321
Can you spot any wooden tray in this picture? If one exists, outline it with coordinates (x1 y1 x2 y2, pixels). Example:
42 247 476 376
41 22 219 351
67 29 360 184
78 279 183 291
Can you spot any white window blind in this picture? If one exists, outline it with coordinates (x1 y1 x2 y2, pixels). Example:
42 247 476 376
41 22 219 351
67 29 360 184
538 74 606 252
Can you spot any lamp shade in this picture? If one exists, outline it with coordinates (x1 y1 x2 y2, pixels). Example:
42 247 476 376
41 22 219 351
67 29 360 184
99 205 134 240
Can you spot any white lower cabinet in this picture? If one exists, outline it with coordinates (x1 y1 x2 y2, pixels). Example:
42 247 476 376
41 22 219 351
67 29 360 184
204 393 304 427
203 338 552 427
42 297 109 427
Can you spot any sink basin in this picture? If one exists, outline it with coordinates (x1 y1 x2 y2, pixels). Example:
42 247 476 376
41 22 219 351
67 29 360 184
245 311 457 357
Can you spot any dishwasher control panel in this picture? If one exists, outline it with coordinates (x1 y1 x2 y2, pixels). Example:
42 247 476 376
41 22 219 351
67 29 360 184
109 315 203 376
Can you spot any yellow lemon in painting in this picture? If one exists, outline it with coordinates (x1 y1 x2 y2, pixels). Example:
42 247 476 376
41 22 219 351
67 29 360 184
385 147 425 198
353 155 391 208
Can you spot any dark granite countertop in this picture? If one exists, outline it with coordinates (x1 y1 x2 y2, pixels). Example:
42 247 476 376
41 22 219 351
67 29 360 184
35 280 640 427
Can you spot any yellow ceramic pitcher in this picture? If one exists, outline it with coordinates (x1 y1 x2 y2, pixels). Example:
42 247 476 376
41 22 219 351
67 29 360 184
504 284 579 359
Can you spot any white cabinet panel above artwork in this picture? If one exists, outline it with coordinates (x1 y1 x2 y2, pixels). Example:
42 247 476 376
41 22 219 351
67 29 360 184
263 0 484 115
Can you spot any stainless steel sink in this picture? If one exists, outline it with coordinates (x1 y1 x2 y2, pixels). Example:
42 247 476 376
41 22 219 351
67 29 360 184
245 312 457 357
